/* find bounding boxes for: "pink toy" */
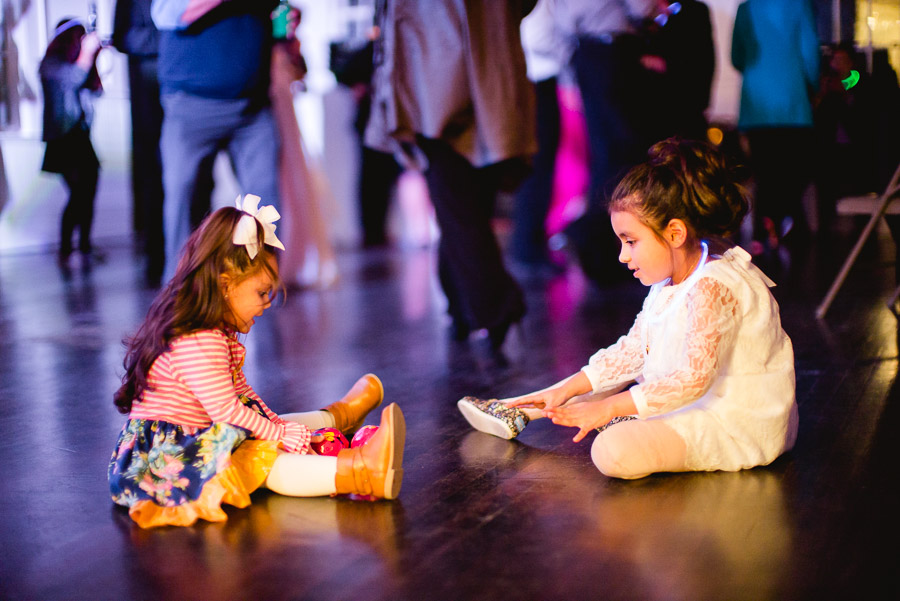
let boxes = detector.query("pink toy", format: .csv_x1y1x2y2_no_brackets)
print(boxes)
350,425,379,448
311,427,349,456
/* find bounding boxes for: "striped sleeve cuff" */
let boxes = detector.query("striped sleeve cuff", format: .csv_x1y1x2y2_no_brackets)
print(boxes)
280,422,312,455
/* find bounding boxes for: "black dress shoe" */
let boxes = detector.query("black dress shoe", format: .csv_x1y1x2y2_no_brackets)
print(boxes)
487,319,516,350
487,304,525,350
79,248,107,264
57,249,73,269
449,319,471,341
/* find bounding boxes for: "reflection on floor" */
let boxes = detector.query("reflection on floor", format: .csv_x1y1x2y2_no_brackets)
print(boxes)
1,231,898,600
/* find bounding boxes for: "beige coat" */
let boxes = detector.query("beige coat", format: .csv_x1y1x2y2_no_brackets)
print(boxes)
365,0,538,169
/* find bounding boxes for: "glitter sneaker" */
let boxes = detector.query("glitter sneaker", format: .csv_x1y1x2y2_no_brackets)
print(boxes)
457,396,530,439
596,415,637,434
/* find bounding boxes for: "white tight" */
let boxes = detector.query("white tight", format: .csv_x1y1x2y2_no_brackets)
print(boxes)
280,410,335,431
263,410,340,497
591,419,688,480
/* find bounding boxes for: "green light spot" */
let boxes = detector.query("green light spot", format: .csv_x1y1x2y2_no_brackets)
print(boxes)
842,70,860,90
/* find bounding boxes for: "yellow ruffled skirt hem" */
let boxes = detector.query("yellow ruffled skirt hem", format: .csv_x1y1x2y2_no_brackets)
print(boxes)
127,440,280,529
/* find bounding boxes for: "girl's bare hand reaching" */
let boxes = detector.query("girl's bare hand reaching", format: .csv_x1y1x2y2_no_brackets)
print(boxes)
504,372,594,412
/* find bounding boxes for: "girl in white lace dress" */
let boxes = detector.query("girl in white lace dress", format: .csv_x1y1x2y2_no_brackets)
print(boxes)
458,138,797,479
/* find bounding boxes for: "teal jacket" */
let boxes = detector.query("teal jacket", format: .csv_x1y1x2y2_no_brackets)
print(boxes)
731,0,820,130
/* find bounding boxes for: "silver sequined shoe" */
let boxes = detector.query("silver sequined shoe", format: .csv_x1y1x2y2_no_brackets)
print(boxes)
596,415,637,434
457,396,530,439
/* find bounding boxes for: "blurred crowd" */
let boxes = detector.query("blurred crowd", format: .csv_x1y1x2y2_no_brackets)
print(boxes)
20,0,900,344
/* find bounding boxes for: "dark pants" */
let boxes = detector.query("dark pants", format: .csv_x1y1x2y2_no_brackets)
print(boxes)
359,146,403,247
417,137,525,332
160,93,280,282
60,160,99,255
745,127,814,241
572,35,646,207
127,57,215,282
565,36,647,285
511,77,559,265
126,56,164,276
43,127,99,255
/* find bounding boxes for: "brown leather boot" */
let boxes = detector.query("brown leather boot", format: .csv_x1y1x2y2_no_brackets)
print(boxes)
335,403,405,499
323,374,384,435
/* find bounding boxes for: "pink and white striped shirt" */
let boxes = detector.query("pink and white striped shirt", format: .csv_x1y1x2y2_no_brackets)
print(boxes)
129,329,310,454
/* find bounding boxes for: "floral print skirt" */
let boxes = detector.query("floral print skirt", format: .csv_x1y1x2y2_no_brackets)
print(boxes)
108,418,279,529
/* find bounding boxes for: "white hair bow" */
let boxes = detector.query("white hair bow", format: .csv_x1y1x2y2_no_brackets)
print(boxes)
233,194,285,259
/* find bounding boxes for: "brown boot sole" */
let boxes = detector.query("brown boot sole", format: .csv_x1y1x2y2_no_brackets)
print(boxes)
381,403,405,499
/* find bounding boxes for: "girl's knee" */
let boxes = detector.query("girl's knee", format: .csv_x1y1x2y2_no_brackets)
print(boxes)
591,433,651,480
591,420,688,479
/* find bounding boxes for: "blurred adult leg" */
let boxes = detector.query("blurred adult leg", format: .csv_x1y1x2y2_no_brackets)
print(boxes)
418,137,525,341
228,105,281,213
566,36,645,284
126,55,165,281
188,153,217,230
572,36,644,209
511,76,560,266
359,146,403,247
746,127,814,246
159,93,229,281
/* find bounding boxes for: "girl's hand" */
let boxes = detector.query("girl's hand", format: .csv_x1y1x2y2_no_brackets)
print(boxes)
306,433,324,455
76,32,102,71
543,400,613,443
504,373,592,411
544,390,637,443
503,388,569,411
81,32,102,56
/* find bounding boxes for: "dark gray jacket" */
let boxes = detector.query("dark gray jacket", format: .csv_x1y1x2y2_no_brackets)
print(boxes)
39,56,96,141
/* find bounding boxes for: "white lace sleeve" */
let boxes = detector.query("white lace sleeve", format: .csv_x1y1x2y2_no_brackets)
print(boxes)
631,277,739,418
581,311,646,394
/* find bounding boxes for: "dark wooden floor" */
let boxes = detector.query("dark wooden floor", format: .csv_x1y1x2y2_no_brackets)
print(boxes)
1,223,899,601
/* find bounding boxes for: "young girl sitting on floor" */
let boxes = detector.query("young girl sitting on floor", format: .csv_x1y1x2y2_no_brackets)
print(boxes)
458,138,797,479
109,195,405,528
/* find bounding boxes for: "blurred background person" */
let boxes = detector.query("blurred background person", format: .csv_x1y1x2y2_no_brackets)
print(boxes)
731,0,819,254
638,0,715,143
151,0,282,281
113,0,166,285
366,0,536,350
330,30,403,249
813,42,876,235
553,0,656,285
1,0,34,133
113,0,216,286
39,17,104,269
270,6,338,290
510,0,564,277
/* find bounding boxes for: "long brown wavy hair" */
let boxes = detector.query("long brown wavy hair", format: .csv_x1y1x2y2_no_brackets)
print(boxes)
114,207,282,414
610,137,749,240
